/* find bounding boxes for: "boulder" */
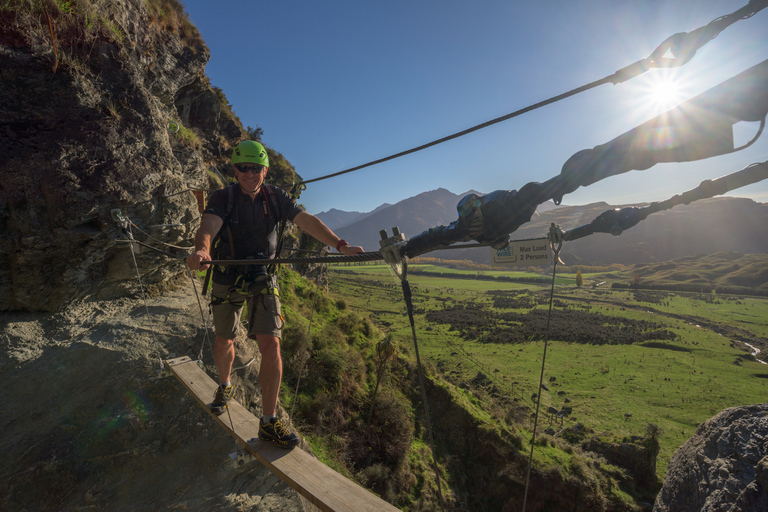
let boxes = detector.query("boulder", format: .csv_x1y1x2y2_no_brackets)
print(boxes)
654,403,768,512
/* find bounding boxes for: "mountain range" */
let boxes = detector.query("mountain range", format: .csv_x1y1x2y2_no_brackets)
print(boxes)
316,189,768,265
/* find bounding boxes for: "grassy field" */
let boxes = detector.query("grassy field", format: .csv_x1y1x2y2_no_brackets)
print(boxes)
326,262,768,481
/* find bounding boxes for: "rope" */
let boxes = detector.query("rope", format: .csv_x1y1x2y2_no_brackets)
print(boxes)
301,77,610,185
398,260,446,509
185,267,215,363
522,224,563,512
128,221,194,251
123,224,168,373
298,0,766,186
202,252,384,266
563,160,768,242
115,239,182,260
117,216,242,454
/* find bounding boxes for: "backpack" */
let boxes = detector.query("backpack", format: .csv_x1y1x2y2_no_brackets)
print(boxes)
202,183,285,295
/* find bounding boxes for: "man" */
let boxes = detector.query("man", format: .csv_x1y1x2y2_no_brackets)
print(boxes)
186,140,364,449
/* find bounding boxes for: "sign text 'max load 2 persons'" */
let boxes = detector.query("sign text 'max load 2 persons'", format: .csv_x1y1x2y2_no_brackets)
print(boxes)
491,238,551,268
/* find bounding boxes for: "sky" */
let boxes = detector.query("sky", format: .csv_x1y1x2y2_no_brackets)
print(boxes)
182,0,768,216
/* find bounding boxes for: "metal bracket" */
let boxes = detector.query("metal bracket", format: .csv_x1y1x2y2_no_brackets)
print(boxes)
229,437,259,469
110,208,130,234
379,227,407,265
157,366,173,379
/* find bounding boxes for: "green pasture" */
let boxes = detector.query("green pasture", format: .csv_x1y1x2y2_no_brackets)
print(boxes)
327,264,768,481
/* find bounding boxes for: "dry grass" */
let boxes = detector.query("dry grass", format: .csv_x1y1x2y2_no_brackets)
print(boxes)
0,0,206,70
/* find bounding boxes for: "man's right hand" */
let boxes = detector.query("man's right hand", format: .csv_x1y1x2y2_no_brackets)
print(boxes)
186,250,211,271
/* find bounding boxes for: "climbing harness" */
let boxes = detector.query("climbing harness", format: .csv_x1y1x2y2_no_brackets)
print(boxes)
522,223,564,512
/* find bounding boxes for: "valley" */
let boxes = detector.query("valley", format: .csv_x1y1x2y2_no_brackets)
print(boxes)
326,254,768,482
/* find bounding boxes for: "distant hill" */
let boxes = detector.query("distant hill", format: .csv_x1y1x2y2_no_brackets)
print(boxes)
630,252,768,293
513,197,768,266
326,191,767,265
328,188,560,252
315,204,391,231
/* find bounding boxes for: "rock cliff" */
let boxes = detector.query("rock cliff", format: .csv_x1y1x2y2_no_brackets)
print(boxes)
654,403,768,512
0,2,309,510
1,0,242,312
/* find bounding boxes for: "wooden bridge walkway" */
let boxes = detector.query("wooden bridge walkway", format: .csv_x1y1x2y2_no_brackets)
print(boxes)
164,356,400,512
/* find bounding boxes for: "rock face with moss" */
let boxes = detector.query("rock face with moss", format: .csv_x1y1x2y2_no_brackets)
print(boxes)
0,0,244,312
654,403,768,512
0,3,309,510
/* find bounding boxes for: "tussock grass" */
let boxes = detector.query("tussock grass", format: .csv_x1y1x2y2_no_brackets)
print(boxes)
328,261,768,485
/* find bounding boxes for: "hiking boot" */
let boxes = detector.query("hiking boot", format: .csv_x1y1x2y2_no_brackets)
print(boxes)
210,384,234,415
259,417,300,449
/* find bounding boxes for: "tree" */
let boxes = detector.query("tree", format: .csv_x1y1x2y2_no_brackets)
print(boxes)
368,336,396,423
632,272,642,288
246,125,263,141
575,269,583,287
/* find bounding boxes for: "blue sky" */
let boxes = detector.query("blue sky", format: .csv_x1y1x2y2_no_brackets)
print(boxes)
182,0,768,216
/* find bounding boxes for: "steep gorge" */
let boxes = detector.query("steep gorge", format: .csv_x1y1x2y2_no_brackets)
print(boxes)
2,2,768,511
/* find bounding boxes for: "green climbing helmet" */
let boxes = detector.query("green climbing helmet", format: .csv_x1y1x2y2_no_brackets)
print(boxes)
232,140,269,167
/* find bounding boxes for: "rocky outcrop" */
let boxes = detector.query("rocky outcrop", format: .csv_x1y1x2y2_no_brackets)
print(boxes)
654,403,768,512
0,276,308,511
0,0,243,312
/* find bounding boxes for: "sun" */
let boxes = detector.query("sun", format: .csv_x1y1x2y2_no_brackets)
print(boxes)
649,79,684,110
624,72,691,122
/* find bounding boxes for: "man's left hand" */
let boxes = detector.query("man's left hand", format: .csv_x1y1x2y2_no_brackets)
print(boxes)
339,244,364,255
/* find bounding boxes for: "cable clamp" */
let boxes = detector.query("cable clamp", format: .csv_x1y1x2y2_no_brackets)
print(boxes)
378,227,406,265
547,223,564,257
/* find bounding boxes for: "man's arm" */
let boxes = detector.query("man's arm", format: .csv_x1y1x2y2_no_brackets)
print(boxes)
292,211,364,255
185,213,224,270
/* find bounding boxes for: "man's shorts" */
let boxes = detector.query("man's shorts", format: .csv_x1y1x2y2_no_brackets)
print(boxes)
210,280,284,339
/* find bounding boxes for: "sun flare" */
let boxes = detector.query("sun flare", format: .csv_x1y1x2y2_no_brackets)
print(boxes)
650,79,684,109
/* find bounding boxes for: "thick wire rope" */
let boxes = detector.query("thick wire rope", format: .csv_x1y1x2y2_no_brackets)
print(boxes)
301,77,610,185
298,0,766,186
185,267,215,363
124,224,170,372
120,219,242,452
522,226,563,512
202,251,384,266
128,221,194,251
399,260,446,509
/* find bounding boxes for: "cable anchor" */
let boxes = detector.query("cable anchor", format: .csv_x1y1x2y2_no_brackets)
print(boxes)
378,227,406,266
547,223,564,262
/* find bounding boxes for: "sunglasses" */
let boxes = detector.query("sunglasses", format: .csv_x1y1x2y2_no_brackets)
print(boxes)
235,164,265,174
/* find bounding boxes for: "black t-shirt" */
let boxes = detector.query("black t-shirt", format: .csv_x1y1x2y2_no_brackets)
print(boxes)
203,183,303,263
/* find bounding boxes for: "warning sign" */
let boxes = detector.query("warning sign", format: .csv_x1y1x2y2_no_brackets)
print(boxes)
491,238,551,267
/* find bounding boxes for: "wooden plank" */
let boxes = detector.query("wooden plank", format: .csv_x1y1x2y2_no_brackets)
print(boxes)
164,356,400,512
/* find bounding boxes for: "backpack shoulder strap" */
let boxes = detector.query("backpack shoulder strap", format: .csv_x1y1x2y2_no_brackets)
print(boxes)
262,184,281,220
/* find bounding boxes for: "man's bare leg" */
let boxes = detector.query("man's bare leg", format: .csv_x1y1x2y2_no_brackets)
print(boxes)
256,334,282,416
214,335,235,385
